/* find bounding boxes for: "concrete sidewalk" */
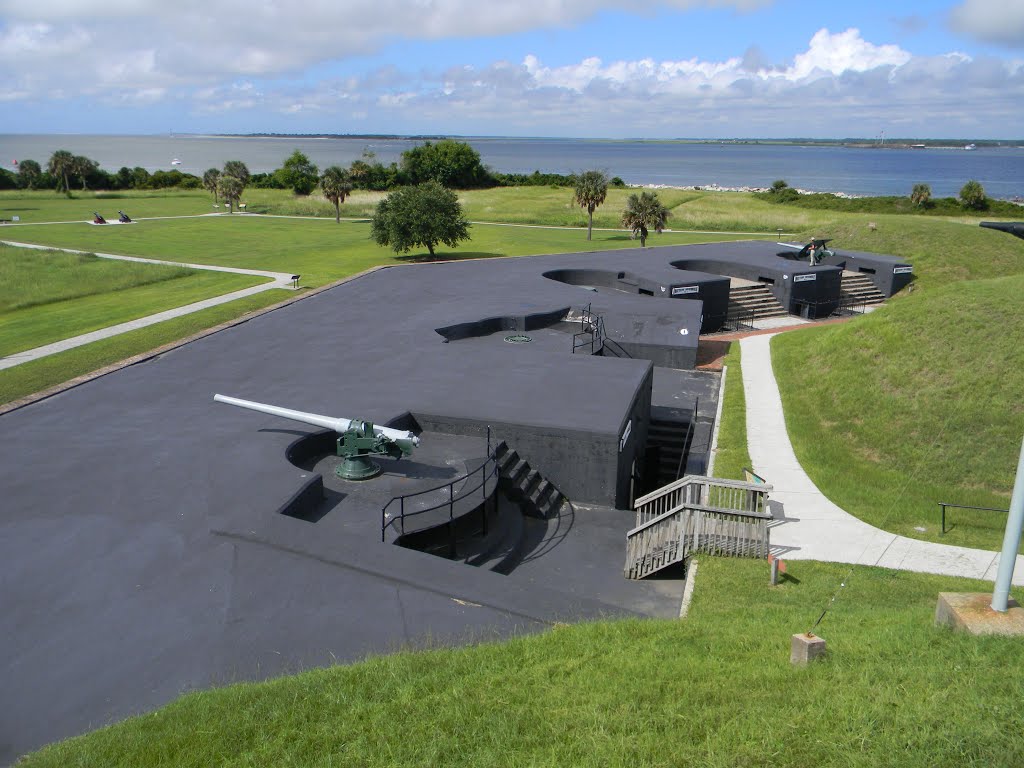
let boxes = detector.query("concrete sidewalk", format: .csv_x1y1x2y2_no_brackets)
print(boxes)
740,332,1024,585
0,240,298,371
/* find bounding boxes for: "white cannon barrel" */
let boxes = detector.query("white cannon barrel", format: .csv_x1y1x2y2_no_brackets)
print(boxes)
214,394,420,446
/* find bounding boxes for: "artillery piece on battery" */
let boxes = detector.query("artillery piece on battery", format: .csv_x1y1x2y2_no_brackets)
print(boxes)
778,237,835,266
214,394,419,481
981,221,1024,240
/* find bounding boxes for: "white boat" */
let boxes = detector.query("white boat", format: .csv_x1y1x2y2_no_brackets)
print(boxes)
964,143,977,151
171,158,182,165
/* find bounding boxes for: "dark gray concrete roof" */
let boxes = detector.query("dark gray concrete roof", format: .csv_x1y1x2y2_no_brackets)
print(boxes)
0,242,753,763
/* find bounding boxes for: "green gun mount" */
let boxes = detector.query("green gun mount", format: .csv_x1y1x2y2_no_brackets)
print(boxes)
214,394,419,481
797,237,834,266
334,418,417,480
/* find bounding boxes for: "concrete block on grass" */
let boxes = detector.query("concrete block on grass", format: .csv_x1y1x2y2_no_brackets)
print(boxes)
935,592,1024,636
791,632,826,665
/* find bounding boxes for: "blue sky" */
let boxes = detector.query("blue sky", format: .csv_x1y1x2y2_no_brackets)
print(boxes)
1,0,1022,137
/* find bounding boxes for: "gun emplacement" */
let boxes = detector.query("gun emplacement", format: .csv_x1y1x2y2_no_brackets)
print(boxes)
214,394,419,480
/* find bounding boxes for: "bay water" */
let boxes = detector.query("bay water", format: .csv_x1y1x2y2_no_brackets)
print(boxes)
1,134,1022,200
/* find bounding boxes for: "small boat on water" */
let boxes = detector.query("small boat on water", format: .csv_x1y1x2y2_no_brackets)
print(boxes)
171,158,182,165
964,143,977,151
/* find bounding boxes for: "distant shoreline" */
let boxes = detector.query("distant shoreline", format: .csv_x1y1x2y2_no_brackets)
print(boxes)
201,133,1023,150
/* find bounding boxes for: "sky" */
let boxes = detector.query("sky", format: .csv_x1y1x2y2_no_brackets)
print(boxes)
1,0,1023,138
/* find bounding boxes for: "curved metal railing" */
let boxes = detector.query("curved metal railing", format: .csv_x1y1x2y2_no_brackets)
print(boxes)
381,428,499,545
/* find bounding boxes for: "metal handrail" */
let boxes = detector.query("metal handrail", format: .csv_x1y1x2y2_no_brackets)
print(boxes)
939,502,1010,534
571,303,604,355
792,295,870,319
381,427,497,544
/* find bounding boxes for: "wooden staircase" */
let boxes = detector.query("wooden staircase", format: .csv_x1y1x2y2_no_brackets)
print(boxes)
727,283,788,323
840,272,886,307
494,442,564,520
625,475,772,579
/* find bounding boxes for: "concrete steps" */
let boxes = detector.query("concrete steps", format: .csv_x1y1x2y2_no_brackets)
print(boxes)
727,283,788,322
646,418,690,488
494,442,565,520
841,272,886,306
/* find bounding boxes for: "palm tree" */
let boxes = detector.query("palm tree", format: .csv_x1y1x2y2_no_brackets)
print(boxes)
574,170,608,241
17,159,42,190
319,166,353,223
203,168,221,203
47,150,75,194
217,174,244,213
621,191,670,247
222,160,250,187
910,183,931,207
71,155,97,190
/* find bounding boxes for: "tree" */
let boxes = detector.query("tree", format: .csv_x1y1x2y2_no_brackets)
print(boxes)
203,168,221,202
959,179,988,210
371,181,471,257
217,173,244,213
319,166,353,223
766,178,799,203
278,150,319,195
71,155,98,190
17,159,42,190
910,183,932,208
621,191,670,247
222,160,250,187
400,139,491,188
574,170,608,241
219,161,249,211
130,166,151,189
47,150,75,194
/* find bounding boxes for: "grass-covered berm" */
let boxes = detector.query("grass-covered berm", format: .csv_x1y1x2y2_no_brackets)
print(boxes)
771,215,1024,552
20,558,1024,767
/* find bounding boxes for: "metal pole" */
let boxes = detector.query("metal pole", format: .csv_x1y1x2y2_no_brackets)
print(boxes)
992,436,1024,612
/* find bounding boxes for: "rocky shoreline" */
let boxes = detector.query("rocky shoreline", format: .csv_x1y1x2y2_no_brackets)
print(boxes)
634,182,864,198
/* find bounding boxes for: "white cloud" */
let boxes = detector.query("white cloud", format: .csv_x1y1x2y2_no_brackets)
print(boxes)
515,29,910,96
788,28,910,79
1,6,1021,137
307,28,1021,137
949,0,1024,48
0,1,771,89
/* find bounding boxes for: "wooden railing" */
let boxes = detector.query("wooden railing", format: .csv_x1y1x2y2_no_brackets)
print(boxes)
633,475,771,527
625,475,772,579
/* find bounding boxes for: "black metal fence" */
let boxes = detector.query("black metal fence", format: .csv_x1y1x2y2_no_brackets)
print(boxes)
381,428,499,555
939,502,1010,534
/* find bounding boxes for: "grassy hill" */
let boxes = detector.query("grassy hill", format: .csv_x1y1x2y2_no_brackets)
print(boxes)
20,558,1024,767
771,215,1024,550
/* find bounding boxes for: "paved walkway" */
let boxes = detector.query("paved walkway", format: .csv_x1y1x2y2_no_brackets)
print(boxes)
740,332,1024,585
0,239,299,372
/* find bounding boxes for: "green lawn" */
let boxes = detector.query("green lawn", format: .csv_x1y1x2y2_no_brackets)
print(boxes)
0,289,291,407
0,245,266,356
773,275,1024,551
0,188,217,222
4,214,754,288
769,212,1024,551
710,342,752,481
21,557,1023,767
